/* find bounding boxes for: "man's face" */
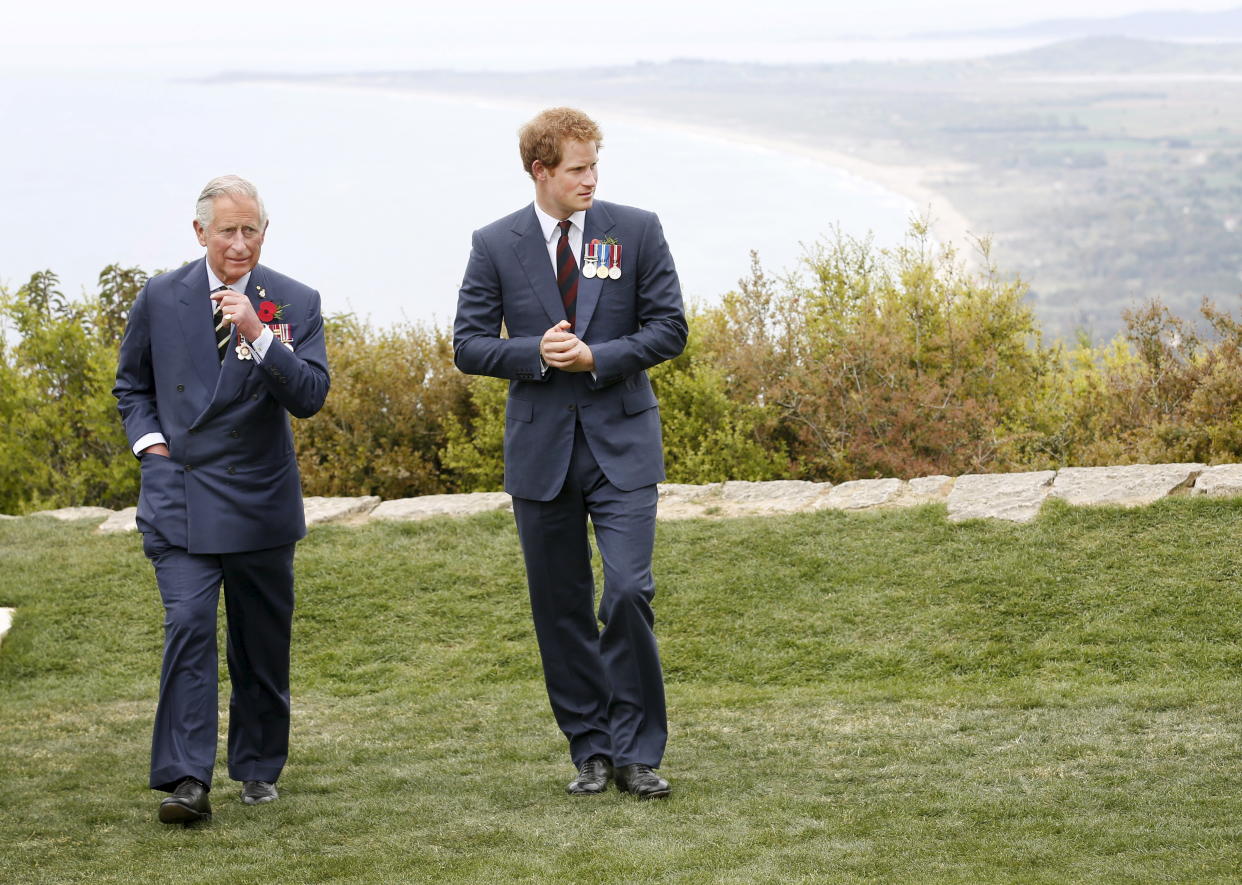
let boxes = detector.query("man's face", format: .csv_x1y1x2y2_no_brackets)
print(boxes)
193,194,267,285
533,139,598,219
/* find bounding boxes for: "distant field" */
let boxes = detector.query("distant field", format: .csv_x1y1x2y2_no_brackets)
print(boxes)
2,500,1240,883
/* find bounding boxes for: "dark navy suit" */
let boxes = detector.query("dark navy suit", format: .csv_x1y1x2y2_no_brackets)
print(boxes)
113,258,329,791
454,200,687,768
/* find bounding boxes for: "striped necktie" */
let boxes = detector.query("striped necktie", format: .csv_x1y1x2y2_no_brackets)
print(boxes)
212,285,230,363
556,220,578,327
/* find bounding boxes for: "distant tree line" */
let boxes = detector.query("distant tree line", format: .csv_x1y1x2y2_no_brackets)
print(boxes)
4,221,1242,514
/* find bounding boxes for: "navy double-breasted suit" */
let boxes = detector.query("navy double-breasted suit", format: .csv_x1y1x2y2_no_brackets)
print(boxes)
454,200,687,768
114,257,329,791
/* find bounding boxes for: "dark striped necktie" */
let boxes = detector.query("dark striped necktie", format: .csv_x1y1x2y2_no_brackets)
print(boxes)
556,219,579,327
212,285,230,363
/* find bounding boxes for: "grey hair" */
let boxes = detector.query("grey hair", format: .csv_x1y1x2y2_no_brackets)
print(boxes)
195,174,268,229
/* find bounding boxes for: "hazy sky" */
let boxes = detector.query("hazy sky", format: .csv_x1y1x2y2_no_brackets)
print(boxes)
3,1,1239,72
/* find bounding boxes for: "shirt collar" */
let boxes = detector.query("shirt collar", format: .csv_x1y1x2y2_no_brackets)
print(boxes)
533,202,585,243
205,259,253,295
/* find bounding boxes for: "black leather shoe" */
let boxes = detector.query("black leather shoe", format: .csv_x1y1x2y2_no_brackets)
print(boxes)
615,764,670,800
242,781,279,805
159,777,211,824
567,755,613,795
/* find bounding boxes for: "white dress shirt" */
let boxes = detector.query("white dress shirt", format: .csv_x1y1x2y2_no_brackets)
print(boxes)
533,203,585,274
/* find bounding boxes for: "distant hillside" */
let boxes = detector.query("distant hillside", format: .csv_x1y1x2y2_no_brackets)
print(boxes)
920,6,1242,41
975,35,1242,74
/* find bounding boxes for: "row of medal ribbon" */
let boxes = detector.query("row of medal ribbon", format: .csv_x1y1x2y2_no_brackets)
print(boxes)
583,239,622,280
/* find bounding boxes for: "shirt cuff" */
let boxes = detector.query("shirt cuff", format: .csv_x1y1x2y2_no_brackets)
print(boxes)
250,326,275,361
133,432,167,457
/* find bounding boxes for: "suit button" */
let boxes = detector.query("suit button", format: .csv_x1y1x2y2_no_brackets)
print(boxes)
227,466,236,475
230,430,240,438
568,404,576,412
176,384,185,392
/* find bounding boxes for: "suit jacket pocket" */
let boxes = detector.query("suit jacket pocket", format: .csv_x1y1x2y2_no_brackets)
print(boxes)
137,454,187,546
622,387,658,415
506,397,534,423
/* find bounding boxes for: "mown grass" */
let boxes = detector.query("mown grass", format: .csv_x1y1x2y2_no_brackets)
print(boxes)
2,499,1240,883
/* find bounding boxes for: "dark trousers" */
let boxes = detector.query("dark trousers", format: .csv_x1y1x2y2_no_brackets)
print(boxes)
143,533,295,791
512,424,668,769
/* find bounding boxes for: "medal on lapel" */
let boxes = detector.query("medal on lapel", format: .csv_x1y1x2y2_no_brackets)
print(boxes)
269,323,295,350
608,243,622,280
596,236,621,279
583,239,599,278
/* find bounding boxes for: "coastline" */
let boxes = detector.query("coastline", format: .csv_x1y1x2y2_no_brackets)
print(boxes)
265,80,978,255
665,124,978,255
582,108,979,255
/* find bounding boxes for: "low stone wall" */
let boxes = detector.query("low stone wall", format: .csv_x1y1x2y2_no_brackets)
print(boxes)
3,463,1239,536
3,463,1239,645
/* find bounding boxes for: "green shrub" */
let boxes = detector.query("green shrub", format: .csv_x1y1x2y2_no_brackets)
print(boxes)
10,225,1242,510
292,315,470,499
0,267,144,513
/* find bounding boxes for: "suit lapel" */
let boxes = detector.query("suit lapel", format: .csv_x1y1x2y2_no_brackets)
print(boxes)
510,205,567,326
176,259,219,393
574,203,614,339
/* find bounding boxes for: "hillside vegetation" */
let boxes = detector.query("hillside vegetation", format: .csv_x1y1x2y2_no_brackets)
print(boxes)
1,501,1240,882
7,223,1242,513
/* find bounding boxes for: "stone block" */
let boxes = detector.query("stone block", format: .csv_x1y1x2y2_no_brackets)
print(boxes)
303,496,381,526
656,483,723,519
28,506,114,523
1050,463,1204,508
97,507,138,534
948,471,1055,523
1192,464,1242,497
657,482,723,501
900,475,955,505
720,480,832,513
370,492,511,521
824,478,905,511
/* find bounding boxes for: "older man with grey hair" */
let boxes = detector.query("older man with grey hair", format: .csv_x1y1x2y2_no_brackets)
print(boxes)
114,174,330,825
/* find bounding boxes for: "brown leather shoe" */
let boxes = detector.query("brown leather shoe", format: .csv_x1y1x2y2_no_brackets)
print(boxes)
159,777,212,824
567,755,613,795
615,764,670,800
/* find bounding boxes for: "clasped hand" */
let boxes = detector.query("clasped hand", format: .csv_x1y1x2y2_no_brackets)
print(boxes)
540,321,594,373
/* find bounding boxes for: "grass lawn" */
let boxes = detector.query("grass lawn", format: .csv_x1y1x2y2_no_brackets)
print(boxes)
1,499,1240,883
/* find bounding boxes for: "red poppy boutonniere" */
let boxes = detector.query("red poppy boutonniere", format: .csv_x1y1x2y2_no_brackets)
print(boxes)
257,300,289,323
254,285,295,350
254,284,289,323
